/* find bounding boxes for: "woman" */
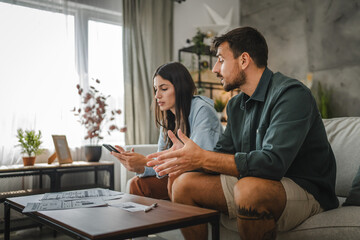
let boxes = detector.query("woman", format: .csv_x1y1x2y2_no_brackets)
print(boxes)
112,62,223,200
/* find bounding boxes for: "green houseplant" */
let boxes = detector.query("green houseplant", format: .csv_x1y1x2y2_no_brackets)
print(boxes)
214,97,227,112
316,82,332,119
16,129,44,166
72,78,125,162
192,29,207,55
214,97,228,122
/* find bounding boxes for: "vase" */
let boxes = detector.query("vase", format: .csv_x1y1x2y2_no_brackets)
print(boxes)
23,156,36,166
85,145,102,162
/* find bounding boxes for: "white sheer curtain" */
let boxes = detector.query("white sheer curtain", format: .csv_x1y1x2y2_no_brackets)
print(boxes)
0,0,123,166
0,2,80,166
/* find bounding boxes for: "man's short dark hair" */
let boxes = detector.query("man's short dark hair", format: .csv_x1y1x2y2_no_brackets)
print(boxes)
212,27,268,68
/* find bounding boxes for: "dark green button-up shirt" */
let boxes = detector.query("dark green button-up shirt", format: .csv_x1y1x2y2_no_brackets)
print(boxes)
214,68,338,210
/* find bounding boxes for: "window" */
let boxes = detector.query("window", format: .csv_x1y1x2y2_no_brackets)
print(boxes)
88,20,124,144
0,1,123,164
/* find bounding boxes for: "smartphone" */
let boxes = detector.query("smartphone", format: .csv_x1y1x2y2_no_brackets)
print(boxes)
102,144,120,153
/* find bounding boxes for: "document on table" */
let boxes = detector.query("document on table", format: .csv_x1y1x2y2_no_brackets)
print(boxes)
23,198,107,213
109,202,149,212
41,188,124,201
22,188,124,213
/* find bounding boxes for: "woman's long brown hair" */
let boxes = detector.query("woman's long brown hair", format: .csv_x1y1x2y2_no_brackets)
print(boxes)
153,62,196,148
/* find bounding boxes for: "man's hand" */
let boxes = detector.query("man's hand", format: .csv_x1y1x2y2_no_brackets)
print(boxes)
111,146,149,174
147,129,205,177
147,130,185,161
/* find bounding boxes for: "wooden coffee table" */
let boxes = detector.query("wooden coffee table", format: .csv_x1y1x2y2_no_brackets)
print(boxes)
4,193,220,240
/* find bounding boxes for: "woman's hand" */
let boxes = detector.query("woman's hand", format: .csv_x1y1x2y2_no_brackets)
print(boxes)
112,146,149,174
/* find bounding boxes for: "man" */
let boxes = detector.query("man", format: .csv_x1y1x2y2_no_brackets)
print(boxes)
148,27,338,240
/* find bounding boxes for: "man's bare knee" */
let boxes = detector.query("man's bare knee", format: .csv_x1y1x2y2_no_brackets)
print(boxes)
172,173,199,204
234,177,286,220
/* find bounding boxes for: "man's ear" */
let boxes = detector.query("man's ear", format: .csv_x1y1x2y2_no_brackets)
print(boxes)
239,52,250,69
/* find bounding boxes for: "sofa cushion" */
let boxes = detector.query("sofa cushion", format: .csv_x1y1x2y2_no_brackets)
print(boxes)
124,144,158,156
323,117,360,197
277,206,360,240
343,165,360,206
220,200,360,240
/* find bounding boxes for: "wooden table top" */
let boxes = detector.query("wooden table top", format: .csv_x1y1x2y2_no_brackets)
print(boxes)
6,192,219,239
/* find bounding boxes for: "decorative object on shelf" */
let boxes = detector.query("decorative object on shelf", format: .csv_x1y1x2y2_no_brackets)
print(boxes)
214,97,228,122
200,60,209,69
72,78,126,162
16,129,44,166
196,3,233,36
51,135,73,164
84,145,103,162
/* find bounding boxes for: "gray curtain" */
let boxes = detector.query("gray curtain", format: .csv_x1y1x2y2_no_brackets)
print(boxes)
122,0,173,144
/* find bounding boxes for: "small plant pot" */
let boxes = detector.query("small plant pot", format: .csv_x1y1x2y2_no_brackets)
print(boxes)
23,156,36,166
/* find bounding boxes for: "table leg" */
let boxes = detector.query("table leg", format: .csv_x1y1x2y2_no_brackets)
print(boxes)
94,168,98,186
4,201,10,240
210,217,220,240
55,172,62,192
109,166,114,190
39,170,43,189
50,172,56,192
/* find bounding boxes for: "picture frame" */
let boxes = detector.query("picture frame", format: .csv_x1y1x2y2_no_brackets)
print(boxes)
52,135,73,164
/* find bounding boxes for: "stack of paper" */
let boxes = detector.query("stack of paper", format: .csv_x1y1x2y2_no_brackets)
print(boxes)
22,188,124,213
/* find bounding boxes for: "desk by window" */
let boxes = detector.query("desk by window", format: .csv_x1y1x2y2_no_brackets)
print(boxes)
0,161,114,201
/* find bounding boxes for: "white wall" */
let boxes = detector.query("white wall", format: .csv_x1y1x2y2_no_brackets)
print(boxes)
173,0,240,61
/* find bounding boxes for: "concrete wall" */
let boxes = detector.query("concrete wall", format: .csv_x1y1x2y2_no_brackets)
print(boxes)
241,0,360,117
173,0,240,60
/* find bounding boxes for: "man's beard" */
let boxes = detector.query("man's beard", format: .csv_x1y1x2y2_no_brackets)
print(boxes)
223,69,246,92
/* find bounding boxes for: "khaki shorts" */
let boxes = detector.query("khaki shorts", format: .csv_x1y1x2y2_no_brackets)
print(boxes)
220,175,323,231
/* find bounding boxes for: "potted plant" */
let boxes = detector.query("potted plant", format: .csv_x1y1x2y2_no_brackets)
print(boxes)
72,78,125,162
192,29,207,55
16,129,44,166
316,82,332,119
214,97,228,122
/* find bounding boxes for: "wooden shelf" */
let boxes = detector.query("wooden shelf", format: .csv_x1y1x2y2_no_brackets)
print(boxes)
0,161,115,235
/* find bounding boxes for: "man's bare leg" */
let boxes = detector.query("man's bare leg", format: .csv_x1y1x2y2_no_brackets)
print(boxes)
234,177,286,240
171,172,228,240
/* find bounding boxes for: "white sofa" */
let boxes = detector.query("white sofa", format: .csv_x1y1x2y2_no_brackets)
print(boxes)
119,117,360,239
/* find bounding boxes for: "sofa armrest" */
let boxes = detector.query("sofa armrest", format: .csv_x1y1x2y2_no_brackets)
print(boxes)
120,144,158,192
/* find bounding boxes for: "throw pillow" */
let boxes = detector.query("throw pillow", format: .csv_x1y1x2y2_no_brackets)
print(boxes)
343,165,360,206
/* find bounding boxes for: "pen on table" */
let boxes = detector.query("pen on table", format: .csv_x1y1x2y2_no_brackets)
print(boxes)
144,203,158,213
